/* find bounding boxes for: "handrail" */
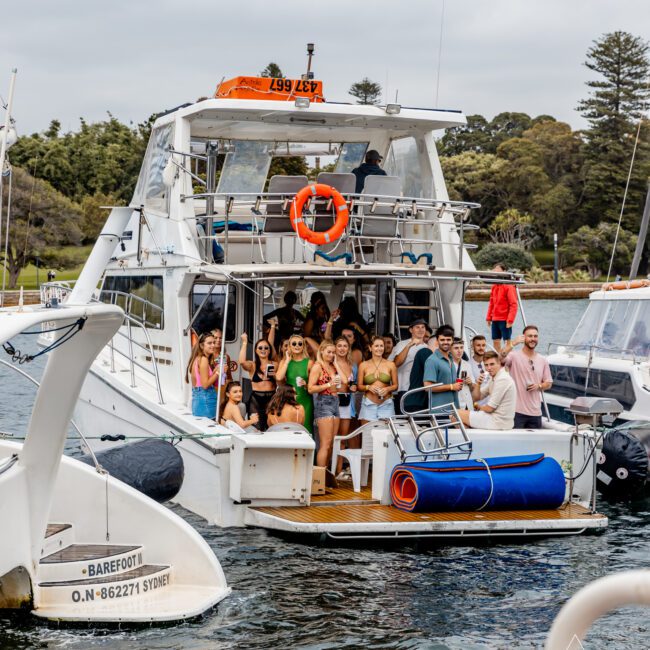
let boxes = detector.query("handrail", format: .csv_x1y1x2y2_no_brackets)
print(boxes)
99,289,164,330
399,382,442,416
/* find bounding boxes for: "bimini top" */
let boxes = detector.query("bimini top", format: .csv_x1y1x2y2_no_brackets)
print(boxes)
160,77,467,141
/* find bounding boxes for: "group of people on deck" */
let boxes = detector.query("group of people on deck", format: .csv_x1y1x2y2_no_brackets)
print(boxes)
185,273,553,474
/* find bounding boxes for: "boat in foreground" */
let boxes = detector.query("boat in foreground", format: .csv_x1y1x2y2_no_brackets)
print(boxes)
0,299,229,622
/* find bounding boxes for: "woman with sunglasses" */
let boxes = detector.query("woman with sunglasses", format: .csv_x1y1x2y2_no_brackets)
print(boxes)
239,323,277,430
276,334,314,433
185,332,219,418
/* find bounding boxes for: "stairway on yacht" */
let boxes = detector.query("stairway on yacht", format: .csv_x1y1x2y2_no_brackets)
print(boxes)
35,523,219,622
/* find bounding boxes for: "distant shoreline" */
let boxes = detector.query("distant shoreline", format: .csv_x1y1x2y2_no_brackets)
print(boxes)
1,282,603,307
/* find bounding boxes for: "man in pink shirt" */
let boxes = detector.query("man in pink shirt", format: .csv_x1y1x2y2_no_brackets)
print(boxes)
502,325,553,429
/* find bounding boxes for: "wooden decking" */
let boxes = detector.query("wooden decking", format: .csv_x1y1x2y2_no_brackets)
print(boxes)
254,502,603,526
310,482,375,505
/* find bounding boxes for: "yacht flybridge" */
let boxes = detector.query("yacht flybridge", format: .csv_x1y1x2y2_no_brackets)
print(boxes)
42,74,610,539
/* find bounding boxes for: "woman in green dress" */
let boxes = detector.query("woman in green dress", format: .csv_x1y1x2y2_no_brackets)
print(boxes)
276,334,314,433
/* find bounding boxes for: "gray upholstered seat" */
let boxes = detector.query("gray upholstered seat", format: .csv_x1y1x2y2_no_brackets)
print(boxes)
312,173,357,233
356,175,402,238
263,175,308,233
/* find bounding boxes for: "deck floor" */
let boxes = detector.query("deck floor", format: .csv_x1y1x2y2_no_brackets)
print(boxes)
310,482,375,504
254,502,604,525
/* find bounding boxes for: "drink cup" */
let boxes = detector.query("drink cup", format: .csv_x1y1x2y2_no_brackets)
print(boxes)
296,376,305,387
334,375,342,388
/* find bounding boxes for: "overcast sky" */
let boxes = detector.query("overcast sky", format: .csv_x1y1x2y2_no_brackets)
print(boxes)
2,0,649,136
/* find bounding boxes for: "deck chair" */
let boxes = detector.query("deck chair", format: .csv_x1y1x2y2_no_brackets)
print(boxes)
330,427,374,492
312,172,356,232
262,175,309,234
352,175,402,262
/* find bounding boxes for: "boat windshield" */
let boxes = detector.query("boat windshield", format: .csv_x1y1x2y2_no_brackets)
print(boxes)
568,299,650,358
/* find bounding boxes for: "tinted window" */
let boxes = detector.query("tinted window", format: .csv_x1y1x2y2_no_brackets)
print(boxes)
100,275,164,329
549,364,636,410
191,284,236,341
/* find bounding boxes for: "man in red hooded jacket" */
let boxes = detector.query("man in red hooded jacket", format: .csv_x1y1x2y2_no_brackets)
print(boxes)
486,263,518,352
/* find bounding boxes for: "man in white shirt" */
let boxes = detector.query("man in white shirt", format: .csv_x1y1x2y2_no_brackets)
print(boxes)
389,318,429,414
457,351,516,430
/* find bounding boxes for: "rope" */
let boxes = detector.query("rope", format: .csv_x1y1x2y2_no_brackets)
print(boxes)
606,117,643,283
2,317,85,363
476,458,494,511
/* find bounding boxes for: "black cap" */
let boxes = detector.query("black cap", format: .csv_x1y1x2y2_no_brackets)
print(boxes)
409,318,427,328
366,149,382,162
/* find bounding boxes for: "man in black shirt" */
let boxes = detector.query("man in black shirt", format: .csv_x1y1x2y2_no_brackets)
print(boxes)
352,149,387,193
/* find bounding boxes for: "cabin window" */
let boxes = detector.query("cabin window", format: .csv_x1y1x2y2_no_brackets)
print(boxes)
334,143,368,173
216,140,272,197
100,275,164,329
549,365,636,411
132,124,174,212
190,284,236,341
385,137,423,197
568,299,643,359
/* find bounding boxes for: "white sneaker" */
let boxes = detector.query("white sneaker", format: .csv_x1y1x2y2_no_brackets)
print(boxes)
336,470,352,482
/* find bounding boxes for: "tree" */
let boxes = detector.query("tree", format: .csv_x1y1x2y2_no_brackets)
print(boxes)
473,243,536,272
260,63,284,78
9,115,150,204
349,78,382,105
440,151,507,227
0,166,83,288
560,222,637,278
437,114,492,156
487,209,536,249
577,31,650,228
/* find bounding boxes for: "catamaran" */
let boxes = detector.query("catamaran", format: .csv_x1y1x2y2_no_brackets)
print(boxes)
40,67,611,540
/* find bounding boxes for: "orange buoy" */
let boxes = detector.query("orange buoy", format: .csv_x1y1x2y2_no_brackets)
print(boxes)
289,184,349,245
601,279,650,291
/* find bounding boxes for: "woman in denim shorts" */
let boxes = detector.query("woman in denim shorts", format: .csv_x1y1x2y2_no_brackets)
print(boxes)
357,337,399,424
308,340,341,468
185,332,218,419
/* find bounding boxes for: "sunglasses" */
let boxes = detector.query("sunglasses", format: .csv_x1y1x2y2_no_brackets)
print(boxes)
291,341,304,347
257,346,270,351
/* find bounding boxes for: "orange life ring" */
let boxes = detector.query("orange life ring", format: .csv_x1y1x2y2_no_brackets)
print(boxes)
602,279,650,291
289,183,349,245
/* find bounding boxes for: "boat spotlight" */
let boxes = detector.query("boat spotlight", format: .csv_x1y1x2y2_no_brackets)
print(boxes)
294,97,310,109
385,104,401,115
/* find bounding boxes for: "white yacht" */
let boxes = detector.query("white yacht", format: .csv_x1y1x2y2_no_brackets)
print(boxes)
0,298,229,622
43,74,609,540
546,281,650,424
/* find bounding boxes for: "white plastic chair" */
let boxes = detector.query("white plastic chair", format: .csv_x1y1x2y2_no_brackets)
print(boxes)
330,426,374,492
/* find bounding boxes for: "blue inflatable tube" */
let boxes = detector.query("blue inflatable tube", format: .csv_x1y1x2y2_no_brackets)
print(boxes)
390,454,566,512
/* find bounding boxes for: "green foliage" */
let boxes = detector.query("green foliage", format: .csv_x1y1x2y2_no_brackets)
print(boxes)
260,63,284,78
349,78,382,105
560,222,637,278
79,192,121,244
10,115,150,204
525,266,552,283
487,209,536,249
568,268,591,282
473,243,536,272
267,156,308,187
440,151,506,226
577,31,650,228
0,166,83,288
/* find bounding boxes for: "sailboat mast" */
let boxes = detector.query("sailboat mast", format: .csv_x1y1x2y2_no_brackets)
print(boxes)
0,68,17,306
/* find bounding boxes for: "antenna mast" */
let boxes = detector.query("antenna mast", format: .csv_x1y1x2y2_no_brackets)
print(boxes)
303,43,315,80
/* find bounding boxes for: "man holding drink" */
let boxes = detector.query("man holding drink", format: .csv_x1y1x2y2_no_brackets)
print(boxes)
501,325,553,429
423,325,461,412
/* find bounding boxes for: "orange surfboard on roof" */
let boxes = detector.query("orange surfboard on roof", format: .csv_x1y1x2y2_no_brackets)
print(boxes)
214,76,325,102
